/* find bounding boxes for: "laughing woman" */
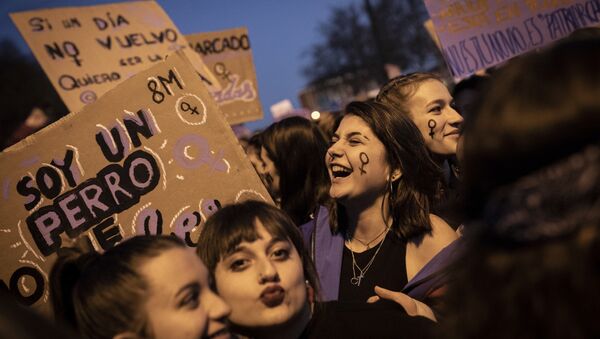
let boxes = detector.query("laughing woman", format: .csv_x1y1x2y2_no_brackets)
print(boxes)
301,101,458,306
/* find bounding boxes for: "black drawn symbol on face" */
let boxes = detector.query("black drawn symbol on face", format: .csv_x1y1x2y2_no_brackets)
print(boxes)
214,62,233,83
359,152,369,175
428,119,437,139
180,101,200,115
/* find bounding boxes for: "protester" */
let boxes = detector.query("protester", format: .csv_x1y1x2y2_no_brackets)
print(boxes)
198,200,437,339
444,35,600,338
376,73,464,228
257,116,330,225
376,72,462,163
451,74,488,122
300,101,458,310
50,235,231,339
244,132,264,174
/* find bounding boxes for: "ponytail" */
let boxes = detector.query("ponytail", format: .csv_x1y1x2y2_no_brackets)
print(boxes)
48,235,183,339
49,247,99,331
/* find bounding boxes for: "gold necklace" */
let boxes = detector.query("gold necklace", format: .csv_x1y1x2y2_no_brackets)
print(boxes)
347,227,390,286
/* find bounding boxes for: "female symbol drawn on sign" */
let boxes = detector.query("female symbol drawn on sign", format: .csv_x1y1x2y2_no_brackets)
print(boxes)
180,101,199,115
175,93,207,126
213,62,233,83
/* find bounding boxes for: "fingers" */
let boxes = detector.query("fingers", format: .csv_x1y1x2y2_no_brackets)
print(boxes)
373,285,396,299
366,295,380,303
373,286,418,316
369,286,437,322
414,299,437,322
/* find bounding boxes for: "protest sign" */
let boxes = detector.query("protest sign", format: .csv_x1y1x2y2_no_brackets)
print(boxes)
10,0,220,113
423,0,600,80
0,50,271,312
424,19,442,50
187,27,263,125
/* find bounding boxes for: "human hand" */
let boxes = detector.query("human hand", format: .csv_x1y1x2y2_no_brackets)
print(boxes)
367,286,437,322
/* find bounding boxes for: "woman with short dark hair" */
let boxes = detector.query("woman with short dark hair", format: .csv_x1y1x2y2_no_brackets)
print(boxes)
197,200,437,339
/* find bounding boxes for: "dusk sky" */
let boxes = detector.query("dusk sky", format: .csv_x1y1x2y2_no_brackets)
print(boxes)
0,0,360,131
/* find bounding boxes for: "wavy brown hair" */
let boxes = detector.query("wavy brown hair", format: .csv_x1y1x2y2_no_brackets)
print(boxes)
329,101,443,240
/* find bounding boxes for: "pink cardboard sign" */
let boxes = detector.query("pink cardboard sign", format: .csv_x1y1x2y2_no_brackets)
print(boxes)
0,50,270,312
187,27,264,125
424,0,600,79
10,1,220,113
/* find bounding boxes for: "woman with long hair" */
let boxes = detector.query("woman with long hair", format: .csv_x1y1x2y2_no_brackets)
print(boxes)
257,116,330,226
377,73,464,228
301,101,458,307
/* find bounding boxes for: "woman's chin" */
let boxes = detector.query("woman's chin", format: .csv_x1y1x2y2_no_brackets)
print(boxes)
329,188,345,200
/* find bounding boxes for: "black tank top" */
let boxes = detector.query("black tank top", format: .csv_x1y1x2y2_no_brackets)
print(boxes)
339,232,408,302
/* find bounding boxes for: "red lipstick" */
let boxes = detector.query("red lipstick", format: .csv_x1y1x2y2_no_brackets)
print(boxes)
260,285,285,307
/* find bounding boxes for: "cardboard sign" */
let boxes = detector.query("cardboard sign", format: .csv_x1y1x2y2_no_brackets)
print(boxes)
187,27,263,125
423,0,600,80
10,0,220,113
0,50,271,312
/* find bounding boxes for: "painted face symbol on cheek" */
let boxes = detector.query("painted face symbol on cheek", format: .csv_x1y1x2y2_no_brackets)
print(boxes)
428,119,437,139
359,152,369,175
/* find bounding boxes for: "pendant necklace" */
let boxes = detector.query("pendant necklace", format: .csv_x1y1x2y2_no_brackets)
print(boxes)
347,227,390,286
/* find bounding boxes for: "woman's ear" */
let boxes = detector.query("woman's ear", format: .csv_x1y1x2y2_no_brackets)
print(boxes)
390,169,402,182
305,280,315,305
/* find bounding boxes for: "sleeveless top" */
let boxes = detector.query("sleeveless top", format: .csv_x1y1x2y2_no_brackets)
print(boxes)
339,232,408,302
301,300,437,338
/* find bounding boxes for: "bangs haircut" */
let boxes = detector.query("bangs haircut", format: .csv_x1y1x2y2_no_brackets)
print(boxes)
200,201,293,273
197,200,320,298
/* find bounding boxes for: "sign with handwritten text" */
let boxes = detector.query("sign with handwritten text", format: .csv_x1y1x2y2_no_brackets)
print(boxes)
0,51,271,312
424,0,600,80
187,27,263,125
10,0,220,113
